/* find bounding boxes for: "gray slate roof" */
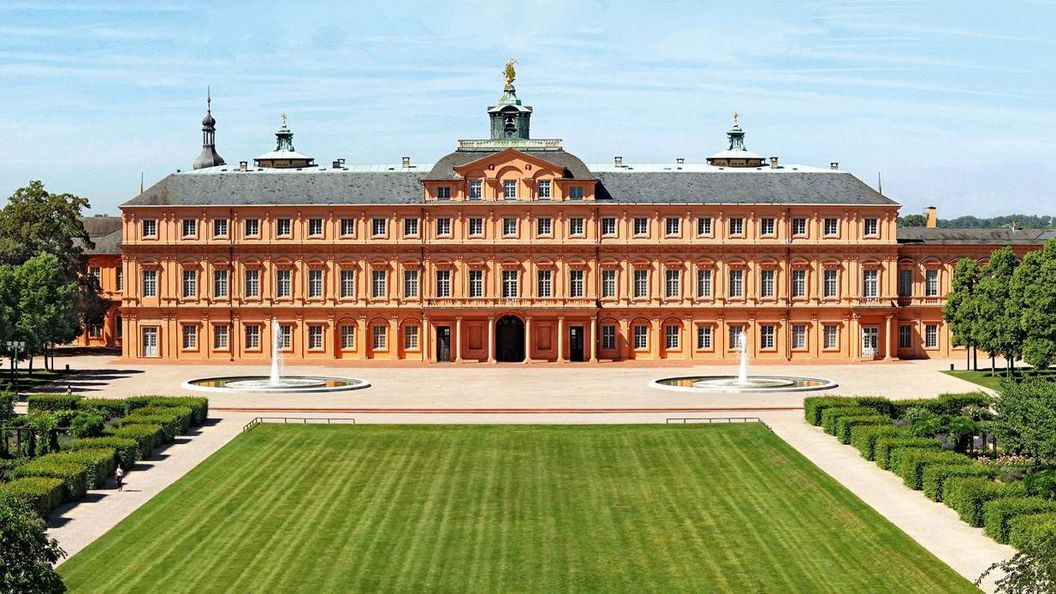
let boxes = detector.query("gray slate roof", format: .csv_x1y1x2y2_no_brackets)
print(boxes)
425,149,593,181
79,216,122,254
897,227,1052,245
593,171,895,205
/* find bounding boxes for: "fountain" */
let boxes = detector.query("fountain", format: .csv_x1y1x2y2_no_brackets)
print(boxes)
650,330,837,393
183,319,370,393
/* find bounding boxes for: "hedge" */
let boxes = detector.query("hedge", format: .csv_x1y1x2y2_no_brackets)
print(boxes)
874,436,941,471
983,497,1056,544
933,392,992,415
0,477,64,517
835,415,890,444
78,398,129,420
134,405,194,434
26,393,82,413
803,397,858,426
128,396,209,426
850,424,901,460
896,449,972,491
121,413,180,443
943,477,1028,527
44,449,116,489
922,463,996,501
853,396,895,417
68,436,139,468
0,390,14,421
1009,513,1056,551
105,423,165,459
821,406,877,435
12,458,88,501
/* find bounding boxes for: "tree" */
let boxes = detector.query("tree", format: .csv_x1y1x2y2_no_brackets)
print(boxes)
974,247,1023,375
990,379,1056,464
1012,239,1056,372
978,522,1056,592
0,494,65,593
0,181,91,274
898,214,927,227
0,254,80,371
944,258,982,370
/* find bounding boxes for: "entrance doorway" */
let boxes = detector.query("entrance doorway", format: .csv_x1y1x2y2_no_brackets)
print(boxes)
142,327,159,358
436,326,452,362
861,326,879,359
569,326,584,362
495,315,525,362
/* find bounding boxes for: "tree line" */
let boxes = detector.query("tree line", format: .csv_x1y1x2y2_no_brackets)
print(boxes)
900,214,1056,229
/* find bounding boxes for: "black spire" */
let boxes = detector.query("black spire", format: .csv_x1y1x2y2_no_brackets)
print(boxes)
193,87,226,170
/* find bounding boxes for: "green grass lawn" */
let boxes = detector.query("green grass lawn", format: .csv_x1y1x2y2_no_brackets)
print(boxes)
944,368,1056,391
59,424,974,593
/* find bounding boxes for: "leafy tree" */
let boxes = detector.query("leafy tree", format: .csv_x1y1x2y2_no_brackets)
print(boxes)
944,258,982,369
979,527,1056,592
897,214,927,227
974,247,1023,375
990,379,1056,464
0,254,80,370
1012,239,1056,371
0,494,65,593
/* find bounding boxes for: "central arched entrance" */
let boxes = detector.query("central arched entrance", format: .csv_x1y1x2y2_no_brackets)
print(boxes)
495,315,525,362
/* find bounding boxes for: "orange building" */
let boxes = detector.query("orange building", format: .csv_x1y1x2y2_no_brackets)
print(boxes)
85,76,1047,363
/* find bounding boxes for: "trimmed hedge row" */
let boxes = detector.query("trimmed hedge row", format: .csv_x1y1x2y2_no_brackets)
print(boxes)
944,478,1028,527
1009,513,1056,551
804,397,859,426
983,497,1056,544
78,398,130,420
26,393,82,412
850,425,901,460
0,477,64,517
875,437,941,471
43,449,116,489
922,463,996,501
896,449,972,491
821,406,877,435
104,423,165,459
127,396,209,426
68,436,139,468
835,415,890,444
803,392,991,427
12,458,88,501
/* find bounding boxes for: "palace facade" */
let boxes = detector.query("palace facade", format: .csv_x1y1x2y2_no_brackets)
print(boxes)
79,78,1048,363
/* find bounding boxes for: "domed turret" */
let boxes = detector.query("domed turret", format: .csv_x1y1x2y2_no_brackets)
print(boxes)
706,112,764,168
193,88,226,170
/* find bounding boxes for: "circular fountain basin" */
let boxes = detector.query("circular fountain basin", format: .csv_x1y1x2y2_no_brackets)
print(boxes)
183,376,370,393
650,375,837,393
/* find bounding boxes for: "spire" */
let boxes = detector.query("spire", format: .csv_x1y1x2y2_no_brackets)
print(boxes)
726,111,747,151
488,59,532,141
193,87,226,170
274,113,295,152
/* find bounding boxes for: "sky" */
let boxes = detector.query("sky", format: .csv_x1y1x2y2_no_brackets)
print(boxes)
0,0,1053,218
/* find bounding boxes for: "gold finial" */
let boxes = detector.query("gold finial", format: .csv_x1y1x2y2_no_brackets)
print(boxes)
280,112,288,127
733,111,739,126
504,58,517,87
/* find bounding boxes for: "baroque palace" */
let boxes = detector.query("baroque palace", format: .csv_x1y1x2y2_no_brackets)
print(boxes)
79,67,1047,364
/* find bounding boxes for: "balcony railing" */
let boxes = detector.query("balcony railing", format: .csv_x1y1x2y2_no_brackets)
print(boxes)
422,297,597,309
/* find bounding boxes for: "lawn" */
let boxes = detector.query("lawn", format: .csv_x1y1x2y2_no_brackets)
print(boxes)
944,368,1056,391
59,424,974,593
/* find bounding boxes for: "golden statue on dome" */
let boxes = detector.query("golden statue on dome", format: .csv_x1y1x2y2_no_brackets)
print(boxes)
504,58,517,87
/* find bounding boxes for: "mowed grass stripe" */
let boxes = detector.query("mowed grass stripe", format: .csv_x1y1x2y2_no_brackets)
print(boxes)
60,424,976,593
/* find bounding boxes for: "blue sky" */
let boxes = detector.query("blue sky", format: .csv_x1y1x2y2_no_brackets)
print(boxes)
0,0,1053,217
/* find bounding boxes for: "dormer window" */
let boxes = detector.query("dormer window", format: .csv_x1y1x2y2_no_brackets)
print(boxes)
537,180,551,200
569,186,584,200
503,180,517,200
469,180,482,200
437,186,451,201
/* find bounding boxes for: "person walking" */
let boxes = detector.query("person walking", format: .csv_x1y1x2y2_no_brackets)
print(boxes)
115,464,125,491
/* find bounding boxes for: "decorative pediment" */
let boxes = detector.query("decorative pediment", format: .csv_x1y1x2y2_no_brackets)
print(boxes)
452,148,566,179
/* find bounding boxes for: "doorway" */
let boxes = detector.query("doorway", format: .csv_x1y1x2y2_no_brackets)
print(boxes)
569,326,584,362
861,326,879,359
436,326,452,362
495,315,525,362
142,327,159,358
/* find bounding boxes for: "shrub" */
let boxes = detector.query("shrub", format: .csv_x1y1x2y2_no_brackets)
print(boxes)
44,449,116,489
835,415,890,444
0,477,64,517
1024,469,1056,500
26,393,82,413
935,392,992,415
803,397,858,426
129,396,209,426
0,390,14,421
923,463,996,501
104,423,164,459
984,497,1056,544
944,477,1028,527
897,449,973,490
68,436,139,468
133,405,194,434
1009,513,1056,551
821,406,876,435
70,411,105,438
854,396,894,417
890,399,934,419
121,413,179,443
12,458,88,501
78,398,129,420
874,436,940,470
850,424,901,460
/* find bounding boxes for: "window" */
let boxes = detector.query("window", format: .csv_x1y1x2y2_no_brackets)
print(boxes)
404,325,419,349
213,325,229,350
436,186,451,200
537,180,551,200
569,270,584,298
569,217,584,236
403,270,418,298
729,326,745,350
116,268,123,291
435,270,450,298
213,270,228,298
824,325,839,349
759,324,775,349
469,179,482,200
213,219,229,237
760,218,775,236
502,270,518,298
697,217,712,236
602,270,616,298
245,270,260,298
182,219,197,237
697,269,713,298
276,325,292,350
602,217,616,236
665,325,680,349
245,324,261,350
863,270,879,298
372,325,387,350
536,217,552,236
569,186,584,200
88,322,102,338
142,219,157,237
728,269,743,298
602,325,616,350
864,218,878,236
899,269,913,297
503,217,518,236
633,325,648,349
341,325,356,349
792,270,807,298
276,270,292,298
469,270,484,298
633,269,648,298
665,269,680,298
925,269,939,297
308,325,324,350
899,325,912,349
729,217,744,235
697,326,712,350
371,270,386,298
824,218,838,236
340,270,355,298
469,217,484,236
182,325,197,350
760,270,775,298
434,217,450,236
792,218,807,236
925,324,938,348
308,269,323,298
245,218,260,237
633,217,648,236
90,266,101,282
404,217,419,236
665,217,680,236
182,270,197,298
503,180,517,200
308,218,323,237
792,325,807,349
340,218,355,236
824,269,838,298
371,218,387,237
276,218,291,237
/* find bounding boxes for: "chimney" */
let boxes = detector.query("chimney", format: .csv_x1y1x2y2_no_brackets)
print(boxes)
676,157,685,166
613,156,623,167
239,161,248,172
830,161,839,170
401,156,411,169
338,158,345,166
769,156,779,169
926,206,937,229
332,160,341,169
